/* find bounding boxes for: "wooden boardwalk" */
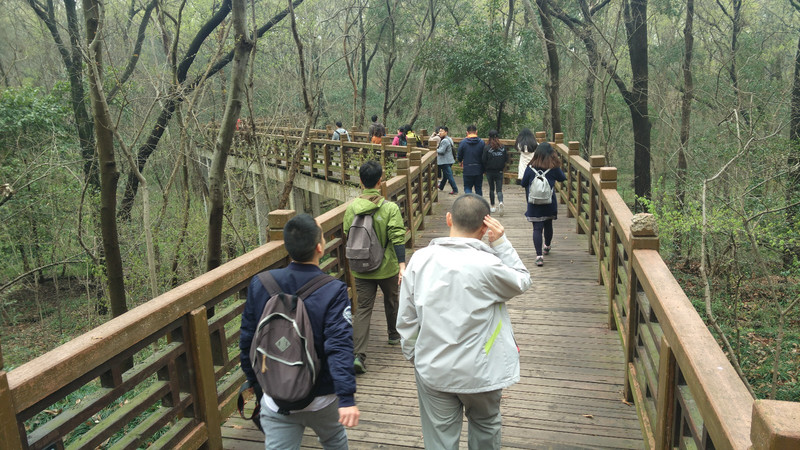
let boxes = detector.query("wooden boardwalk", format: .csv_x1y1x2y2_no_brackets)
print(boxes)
222,184,644,449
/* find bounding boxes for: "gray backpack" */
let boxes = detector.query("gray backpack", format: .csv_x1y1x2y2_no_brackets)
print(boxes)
527,168,553,205
346,204,386,273
250,271,333,414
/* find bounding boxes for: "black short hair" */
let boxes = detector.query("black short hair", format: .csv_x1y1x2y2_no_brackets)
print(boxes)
371,115,378,122
467,124,477,133
336,121,343,128
359,160,383,188
441,126,448,133
451,194,490,233
283,214,322,262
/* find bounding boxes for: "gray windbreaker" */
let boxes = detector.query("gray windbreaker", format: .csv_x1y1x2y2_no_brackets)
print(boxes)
436,136,455,165
397,235,531,393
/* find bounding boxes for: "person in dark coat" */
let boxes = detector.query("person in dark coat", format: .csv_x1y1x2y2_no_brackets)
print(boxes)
521,142,566,267
239,214,360,447
457,124,485,196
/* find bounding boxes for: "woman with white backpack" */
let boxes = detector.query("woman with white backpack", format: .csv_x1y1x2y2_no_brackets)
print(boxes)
521,141,566,267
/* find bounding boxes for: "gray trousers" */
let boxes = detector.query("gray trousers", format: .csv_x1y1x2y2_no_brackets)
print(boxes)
259,400,348,449
353,276,400,359
415,370,503,450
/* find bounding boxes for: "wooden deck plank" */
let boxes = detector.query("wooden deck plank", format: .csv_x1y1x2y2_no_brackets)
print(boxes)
222,184,643,449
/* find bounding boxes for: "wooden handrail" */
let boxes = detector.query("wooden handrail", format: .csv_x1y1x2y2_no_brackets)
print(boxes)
551,139,800,449
0,137,439,449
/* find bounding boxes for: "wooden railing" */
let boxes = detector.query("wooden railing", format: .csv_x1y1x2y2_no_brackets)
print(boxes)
552,137,800,450
0,145,438,449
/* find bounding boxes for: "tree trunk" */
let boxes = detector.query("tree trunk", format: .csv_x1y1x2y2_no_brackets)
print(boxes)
278,0,315,209
537,0,562,138
26,0,98,187
82,0,127,317
625,0,651,203
786,29,800,267
206,0,255,272
677,0,694,209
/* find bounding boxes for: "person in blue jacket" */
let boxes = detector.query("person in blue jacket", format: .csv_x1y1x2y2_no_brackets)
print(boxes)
457,124,486,195
239,213,359,448
521,142,566,267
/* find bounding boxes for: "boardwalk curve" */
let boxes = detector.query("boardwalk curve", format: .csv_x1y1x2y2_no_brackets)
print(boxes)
222,184,643,449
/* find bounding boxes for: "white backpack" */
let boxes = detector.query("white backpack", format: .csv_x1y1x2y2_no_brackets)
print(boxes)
527,168,553,205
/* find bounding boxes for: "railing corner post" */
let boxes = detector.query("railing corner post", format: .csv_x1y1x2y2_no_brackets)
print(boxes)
0,345,25,450
554,133,565,144
267,210,295,242
750,400,800,450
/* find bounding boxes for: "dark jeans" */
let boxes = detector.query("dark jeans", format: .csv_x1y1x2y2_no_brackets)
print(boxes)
485,171,503,206
463,174,483,196
438,164,458,192
532,220,554,256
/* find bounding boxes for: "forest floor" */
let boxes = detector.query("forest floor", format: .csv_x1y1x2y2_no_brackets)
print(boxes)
1,266,798,400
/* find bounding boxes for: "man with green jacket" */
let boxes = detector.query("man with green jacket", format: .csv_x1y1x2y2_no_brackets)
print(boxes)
343,161,407,374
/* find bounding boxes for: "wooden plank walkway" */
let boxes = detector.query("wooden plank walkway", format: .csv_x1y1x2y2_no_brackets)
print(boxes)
222,184,644,449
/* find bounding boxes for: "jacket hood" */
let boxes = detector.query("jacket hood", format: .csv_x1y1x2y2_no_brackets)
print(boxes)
350,189,384,214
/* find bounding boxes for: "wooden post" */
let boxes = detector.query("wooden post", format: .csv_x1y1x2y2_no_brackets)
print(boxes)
267,210,295,242
567,142,580,220
535,131,547,143
607,222,618,330
624,213,659,402
323,143,331,181
0,344,25,450
340,145,347,183
397,158,414,248
410,151,424,231
654,336,677,450
554,132,564,144
188,307,223,449
750,400,800,449
588,155,605,255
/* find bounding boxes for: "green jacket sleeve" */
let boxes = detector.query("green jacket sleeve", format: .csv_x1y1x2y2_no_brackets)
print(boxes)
386,202,406,247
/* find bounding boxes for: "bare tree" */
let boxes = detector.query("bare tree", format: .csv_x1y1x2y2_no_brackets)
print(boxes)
81,0,127,317
206,0,255,271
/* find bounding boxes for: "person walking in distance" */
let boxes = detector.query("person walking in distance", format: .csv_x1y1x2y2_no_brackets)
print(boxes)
239,214,360,449
515,128,537,184
368,115,385,145
482,129,509,216
457,124,485,195
436,126,458,195
397,194,531,449
343,161,407,374
332,121,351,142
521,141,566,267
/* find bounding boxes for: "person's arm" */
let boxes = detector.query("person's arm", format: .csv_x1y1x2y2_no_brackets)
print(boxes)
555,167,567,182
521,166,532,187
346,131,351,142
239,277,264,386
457,142,464,163
482,215,532,299
322,284,357,406
396,260,418,362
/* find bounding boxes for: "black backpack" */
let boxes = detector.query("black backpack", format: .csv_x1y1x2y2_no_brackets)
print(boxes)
249,271,334,414
485,146,508,171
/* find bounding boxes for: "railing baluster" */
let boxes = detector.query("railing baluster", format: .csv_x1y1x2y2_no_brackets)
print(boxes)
187,307,223,449
655,335,677,450
0,344,24,450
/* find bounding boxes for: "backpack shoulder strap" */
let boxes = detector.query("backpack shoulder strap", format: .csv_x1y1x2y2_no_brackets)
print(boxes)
295,273,335,300
256,271,282,296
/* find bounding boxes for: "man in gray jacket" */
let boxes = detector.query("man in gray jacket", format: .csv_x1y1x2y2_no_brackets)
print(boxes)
397,194,531,449
436,126,458,195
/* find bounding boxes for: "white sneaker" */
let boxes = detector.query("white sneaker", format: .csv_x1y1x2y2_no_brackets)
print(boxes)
536,256,544,267
498,202,504,216
490,207,497,213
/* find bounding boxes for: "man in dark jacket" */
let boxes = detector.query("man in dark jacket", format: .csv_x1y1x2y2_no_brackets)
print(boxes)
457,124,485,196
239,214,359,448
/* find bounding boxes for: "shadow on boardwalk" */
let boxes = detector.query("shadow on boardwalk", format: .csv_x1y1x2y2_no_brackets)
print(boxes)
222,184,643,449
